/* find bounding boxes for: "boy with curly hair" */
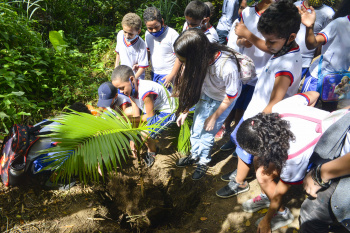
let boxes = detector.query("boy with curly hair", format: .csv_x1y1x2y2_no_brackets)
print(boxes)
115,13,149,80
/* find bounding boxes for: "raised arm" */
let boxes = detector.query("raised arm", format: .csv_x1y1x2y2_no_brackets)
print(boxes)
235,21,272,54
298,6,326,50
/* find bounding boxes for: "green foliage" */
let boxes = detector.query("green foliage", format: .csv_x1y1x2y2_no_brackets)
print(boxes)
49,30,67,53
177,114,193,154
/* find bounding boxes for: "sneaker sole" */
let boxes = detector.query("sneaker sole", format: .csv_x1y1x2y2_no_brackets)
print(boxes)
242,202,270,213
215,185,250,198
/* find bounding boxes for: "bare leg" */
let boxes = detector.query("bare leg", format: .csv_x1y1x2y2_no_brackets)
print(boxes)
235,156,251,187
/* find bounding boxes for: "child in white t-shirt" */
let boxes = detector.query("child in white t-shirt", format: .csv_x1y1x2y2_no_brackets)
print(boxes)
235,91,328,232
97,82,133,117
216,0,302,203
143,7,181,91
299,1,350,111
182,1,219,43
115,13,149,80
294,0,334,78
173,29,242,180
111,65,176,168
222,0,271,139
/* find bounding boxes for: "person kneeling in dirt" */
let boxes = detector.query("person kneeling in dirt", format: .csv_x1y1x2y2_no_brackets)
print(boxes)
97,81,134,117
111,65,176,168
26,102,92,190
233,91,340,232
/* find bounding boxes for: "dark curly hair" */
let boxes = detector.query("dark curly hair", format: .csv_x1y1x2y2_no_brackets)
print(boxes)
236,113,295,171
257,0,300,39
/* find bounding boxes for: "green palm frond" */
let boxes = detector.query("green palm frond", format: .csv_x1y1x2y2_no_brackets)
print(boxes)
39,109,162,183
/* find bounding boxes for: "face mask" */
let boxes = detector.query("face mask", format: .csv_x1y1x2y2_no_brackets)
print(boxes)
188,20,204,30
125,34,138,42
129,79,137,97
150,26,166,37
273,36,296,57
246,0,262,7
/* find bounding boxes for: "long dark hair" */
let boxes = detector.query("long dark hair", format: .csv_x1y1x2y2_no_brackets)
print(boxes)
236,113,295,171
173,29,240,115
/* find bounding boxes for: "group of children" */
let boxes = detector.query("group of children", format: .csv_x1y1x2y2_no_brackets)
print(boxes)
93,0,350,232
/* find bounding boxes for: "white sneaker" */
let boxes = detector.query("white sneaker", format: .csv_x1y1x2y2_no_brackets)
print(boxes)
242,194,270,212
255,207,294,231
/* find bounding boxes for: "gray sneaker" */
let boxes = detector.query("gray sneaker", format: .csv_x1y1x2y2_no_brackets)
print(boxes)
221,169,255,182
255,207,294,231
242,194,270,212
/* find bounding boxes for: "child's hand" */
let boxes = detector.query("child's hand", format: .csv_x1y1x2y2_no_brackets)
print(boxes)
235,21,249,39
237,38,253,48
303,171,321,198
132,64,139,72
298,6,316,27
161,74,174,87
204,114,217,131
176,112,188,127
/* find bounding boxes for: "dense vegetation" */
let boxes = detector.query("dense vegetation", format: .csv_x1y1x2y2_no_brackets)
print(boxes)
0,0,217,136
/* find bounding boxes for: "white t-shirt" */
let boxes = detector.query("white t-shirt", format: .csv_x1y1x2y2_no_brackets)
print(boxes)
202,51,241,102
272,95,350,184
231,7,271,84
113,91,131,108
294,1,334,68
244,46,302,120
129,79,175,114
310,15,350,78
145,26,179,75
204,26,219,43
217,0,240,32
182,22,219,43
115,30,149,79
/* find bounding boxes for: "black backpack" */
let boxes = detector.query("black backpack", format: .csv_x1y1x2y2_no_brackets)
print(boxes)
0,121,52,186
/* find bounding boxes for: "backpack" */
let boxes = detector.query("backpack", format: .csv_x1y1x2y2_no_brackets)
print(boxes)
0,121,52,186
220,50,256,85
316,55,350,102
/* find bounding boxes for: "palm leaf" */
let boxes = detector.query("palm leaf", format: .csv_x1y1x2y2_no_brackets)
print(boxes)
39,109,163,183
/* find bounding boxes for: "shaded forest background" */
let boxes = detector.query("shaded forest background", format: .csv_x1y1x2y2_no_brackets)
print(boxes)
0,0,342,137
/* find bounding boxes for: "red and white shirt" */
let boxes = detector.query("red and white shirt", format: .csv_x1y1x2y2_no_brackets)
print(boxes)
115,30,149,79
309,15,350,78
243,46,302,120
202,51,241,102
295,1,334,68
130,79,175,114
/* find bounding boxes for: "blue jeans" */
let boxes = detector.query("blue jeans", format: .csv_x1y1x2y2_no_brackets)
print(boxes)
190,94,236,165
